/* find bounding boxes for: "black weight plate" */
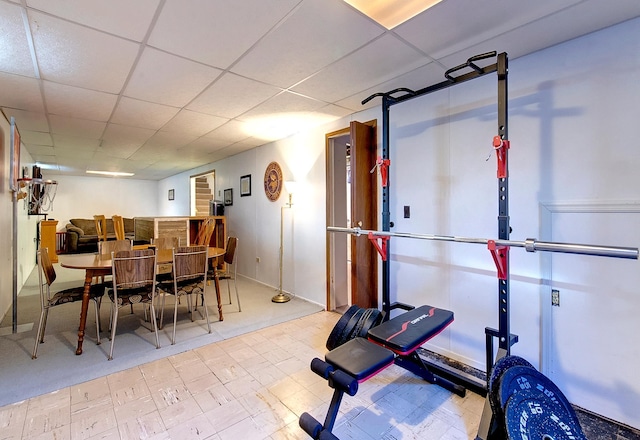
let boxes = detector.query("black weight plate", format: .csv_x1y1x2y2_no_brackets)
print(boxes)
498,365,580,425
335,307,366,349
326,305,361,350
488,355,534,414
505,389,587,440
352,308,373,340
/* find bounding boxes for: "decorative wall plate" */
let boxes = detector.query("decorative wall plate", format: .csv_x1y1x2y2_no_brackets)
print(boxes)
264,161,283,201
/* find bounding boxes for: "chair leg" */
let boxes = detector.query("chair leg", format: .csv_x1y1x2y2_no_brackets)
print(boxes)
108,305,119,361
172,295,179,345
31,308,47,359
93,299,101,345
200,289,211,334
234,278,241,313
149,302,160,350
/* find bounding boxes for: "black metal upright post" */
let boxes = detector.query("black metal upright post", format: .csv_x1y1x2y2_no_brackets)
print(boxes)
496,53,510,353
381,97,392,318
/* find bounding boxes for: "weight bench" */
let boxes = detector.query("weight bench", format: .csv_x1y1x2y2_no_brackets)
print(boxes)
300,305,465,440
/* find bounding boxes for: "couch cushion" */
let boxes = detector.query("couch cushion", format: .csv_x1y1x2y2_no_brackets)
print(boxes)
70,219,97,235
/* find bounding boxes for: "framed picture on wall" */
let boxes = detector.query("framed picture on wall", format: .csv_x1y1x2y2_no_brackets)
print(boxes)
224,188,233,206
168,189,175,200
240,174,251,197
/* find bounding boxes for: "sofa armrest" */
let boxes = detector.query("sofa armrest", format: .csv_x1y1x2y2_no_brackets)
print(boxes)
66,225,85,236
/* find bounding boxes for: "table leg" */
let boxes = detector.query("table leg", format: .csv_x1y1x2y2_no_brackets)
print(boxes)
213,271,223,321
76,269,93,355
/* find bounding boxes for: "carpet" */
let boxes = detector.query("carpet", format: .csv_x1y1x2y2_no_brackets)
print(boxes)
0,263,323,407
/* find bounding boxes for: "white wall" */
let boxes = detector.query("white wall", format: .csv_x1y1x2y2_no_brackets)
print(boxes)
386,17,640,428
46,175,160,228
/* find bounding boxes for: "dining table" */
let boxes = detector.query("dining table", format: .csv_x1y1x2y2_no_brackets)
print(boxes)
58,246,226,355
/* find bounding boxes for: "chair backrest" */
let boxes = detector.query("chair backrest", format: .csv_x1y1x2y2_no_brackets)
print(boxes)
194,218,216,246
94,215,108,241
112,215,125,240
98,239,132,257
172,245,208,284
111,249,157,291
152,236,180,250
37,247,56,287
224,236,238,265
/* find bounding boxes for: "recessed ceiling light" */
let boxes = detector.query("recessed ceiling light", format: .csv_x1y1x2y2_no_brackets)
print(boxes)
86,170,135,177
344,0,442,29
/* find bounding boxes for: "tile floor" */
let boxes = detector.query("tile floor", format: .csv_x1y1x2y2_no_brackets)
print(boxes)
0,311,485,440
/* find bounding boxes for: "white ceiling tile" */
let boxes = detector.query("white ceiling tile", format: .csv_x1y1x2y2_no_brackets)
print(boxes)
0,3,37,77
148,0,300,69
54,146,95,159
52,134,100,150
110,97,179,130
24,144,54,156
393,0,583,59
0,72,45,112
240,91,325,119
124,47,223,107
292,34,431,103
102,123,155,146
44,81,117,121
187,73,282,119
29,11,140,93
48,114,106,138
143,130,198,149
26,0,161,42
231,0,385,88
161,110,228,137
202,120,253,144
185,137,232,153
20,130,53,146
2,108,49,132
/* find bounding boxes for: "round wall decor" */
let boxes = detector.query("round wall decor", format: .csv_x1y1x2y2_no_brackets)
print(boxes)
264,161,283,201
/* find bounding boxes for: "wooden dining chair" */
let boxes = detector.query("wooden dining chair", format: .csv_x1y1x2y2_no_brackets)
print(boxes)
194,218,216,246
107,249,160,360
32,248,105,359
93,215,108,242
157,245,211,345
112,215,125,240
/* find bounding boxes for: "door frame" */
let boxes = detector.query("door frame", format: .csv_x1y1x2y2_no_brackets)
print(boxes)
325,120,378,311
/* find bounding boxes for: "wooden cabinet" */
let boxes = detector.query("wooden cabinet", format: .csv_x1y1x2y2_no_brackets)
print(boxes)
40,220,58,263
134,216,226,267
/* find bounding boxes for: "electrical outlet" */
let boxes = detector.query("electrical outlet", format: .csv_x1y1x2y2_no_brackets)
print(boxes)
551,289,560,306
256,257,260,263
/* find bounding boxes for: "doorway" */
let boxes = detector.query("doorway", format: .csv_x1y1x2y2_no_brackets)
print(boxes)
326,120,378,311
190,171,215,216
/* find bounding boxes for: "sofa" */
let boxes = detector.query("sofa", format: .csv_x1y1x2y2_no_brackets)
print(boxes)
65,217,135,253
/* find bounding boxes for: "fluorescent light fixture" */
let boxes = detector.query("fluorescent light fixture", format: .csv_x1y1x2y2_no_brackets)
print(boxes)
86,170,135,177
344,0,442,29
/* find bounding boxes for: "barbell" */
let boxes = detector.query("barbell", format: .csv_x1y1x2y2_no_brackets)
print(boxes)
327,226,639,260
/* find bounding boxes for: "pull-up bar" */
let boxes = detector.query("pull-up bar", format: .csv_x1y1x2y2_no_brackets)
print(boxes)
327,226,639,260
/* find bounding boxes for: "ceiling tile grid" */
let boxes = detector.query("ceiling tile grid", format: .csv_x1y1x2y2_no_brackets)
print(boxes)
0,0,638,179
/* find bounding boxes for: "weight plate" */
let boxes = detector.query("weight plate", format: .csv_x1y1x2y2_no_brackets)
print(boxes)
505,389,586,440
488,355,534,414
326,305,361,350
498,365,581,429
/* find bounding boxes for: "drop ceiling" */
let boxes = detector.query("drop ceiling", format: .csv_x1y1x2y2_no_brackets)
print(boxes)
1,0,639,180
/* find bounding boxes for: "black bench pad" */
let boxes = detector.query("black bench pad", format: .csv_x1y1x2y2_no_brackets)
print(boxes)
367,306,454,355
325,338,395,382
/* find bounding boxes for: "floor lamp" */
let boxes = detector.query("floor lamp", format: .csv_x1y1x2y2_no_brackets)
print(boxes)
272,181,296,303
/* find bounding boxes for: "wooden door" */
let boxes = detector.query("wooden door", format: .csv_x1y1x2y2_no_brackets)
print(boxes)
349,121,378,308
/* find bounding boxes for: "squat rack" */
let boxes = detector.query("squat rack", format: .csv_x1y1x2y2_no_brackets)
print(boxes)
361,51,514,353
330,51,639,397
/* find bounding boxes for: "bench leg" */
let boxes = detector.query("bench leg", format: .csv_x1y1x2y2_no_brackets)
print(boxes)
395,351,466,397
